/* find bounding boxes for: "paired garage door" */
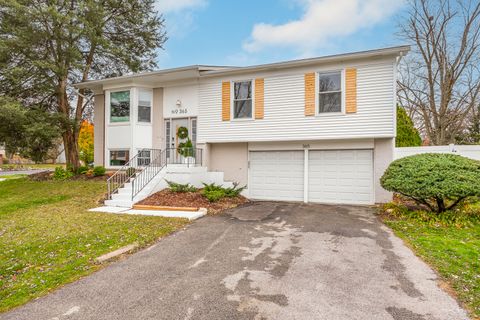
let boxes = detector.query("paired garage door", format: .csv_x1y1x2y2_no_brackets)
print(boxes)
249,150,374,205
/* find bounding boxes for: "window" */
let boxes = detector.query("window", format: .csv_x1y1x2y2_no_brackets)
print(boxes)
110,91,130,122
138,91,152,123
110,150,130,166
318,72,342,113
233,81,252,119
137,149,151,166
191,118,197,146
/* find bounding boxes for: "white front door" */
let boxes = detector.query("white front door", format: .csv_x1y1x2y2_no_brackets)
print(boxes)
249,151,304,201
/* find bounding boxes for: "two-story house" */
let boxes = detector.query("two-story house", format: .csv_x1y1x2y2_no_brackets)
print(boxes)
75,45,410,207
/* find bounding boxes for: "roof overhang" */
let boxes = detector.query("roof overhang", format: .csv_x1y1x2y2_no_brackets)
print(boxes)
74,45,410,92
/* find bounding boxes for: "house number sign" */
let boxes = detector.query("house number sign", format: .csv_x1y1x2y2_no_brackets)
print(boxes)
171,108,188,115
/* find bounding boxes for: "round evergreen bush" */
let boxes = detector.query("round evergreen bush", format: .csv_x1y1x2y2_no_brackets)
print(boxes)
381,153,480,212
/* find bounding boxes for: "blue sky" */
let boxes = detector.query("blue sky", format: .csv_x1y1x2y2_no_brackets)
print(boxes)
155,0,407,68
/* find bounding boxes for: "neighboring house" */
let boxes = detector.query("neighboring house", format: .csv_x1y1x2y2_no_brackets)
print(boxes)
75,45,410,206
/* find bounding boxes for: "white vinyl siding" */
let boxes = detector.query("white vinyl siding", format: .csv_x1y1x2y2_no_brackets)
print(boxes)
249,151,304,201
308,150,374,205
198,61,395,143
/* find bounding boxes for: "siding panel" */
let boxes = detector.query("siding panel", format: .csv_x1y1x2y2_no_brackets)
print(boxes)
198,62,395,143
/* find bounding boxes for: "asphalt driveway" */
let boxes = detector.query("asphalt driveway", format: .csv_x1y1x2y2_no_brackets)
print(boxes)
1,202,469,320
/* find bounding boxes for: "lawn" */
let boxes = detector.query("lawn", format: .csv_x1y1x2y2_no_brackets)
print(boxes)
0,177,189,312
1,163,64,171
382,206,480,318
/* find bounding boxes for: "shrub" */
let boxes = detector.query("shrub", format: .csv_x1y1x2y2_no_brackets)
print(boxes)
201,182,245,202
76,165,89,175
165,180,197,192
92,166,106,177
53,166,73,180
381,153,480,213
203,189,226,202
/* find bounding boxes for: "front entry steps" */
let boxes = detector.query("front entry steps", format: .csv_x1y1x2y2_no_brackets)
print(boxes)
104,165,233,208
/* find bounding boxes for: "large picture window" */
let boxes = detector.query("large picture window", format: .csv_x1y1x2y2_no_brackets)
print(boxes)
233,81,252,119
110,91,130,122
138,91,152,123
318,72,342,113
110,149,130,166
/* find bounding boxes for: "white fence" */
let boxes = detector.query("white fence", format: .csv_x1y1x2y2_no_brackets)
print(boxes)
394,144,480,161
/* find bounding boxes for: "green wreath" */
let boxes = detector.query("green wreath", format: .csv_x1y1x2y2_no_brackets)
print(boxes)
177,126,189,139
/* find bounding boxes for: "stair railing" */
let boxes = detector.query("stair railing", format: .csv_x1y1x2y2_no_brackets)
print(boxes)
106,149,161,200
130,147,203,200
131,149,166,200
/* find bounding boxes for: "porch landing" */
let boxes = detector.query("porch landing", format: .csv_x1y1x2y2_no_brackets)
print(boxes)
88,206,207,220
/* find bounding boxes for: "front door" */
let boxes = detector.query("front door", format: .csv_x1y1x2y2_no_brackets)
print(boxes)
165,118,192,163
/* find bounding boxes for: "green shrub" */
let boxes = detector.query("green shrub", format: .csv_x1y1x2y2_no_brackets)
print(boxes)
223,182,246,197
76,165,89,175
201,182,245,202
165,180,197,192
203,189,226,202
92,166,106,177
381,153,480,213
53,166,73,180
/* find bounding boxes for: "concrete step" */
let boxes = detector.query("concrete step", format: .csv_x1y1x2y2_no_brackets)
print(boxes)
104,199,134,208
112,193,132,201
117,187,132,195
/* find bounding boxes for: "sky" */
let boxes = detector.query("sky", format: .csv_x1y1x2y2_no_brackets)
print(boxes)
155,0,408,69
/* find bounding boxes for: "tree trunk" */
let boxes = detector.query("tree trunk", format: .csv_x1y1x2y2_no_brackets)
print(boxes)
436,198,446,213
63,128,80,170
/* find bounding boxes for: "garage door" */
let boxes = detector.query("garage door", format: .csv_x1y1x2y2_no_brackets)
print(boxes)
308,150,374,205
249,151,304,201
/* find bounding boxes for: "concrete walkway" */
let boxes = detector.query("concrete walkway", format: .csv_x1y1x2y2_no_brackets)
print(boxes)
0,169,47,176
1,202,469,320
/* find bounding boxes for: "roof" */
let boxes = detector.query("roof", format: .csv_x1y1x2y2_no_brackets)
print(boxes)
74,45,410,90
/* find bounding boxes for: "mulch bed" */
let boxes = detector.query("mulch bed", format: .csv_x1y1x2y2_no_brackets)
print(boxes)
137,189,249,215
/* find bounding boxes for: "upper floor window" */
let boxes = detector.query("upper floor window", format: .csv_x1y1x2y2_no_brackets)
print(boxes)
318,72,342,113
110,91,130,122
138,91,152,123
233,81,252,119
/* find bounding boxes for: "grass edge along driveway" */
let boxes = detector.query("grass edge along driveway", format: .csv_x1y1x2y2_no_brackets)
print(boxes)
380,207,480,319
0,178,189,312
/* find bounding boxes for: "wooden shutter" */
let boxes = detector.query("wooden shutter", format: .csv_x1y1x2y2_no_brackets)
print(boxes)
222,81,231,121
345,68,357,113
254,78,264,119
304,72,315,116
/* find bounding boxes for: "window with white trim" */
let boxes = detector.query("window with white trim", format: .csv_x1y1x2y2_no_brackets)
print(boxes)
138,91,152,123
110,149,130,166
137,149,151,166
233,81,252,119
110,91,130,122
318,72,342,113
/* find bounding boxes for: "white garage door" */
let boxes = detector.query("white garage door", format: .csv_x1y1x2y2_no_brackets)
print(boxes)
308,150,374,205
249,151,304,201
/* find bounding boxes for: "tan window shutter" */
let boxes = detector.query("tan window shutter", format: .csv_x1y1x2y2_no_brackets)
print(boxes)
222,81,231,121
254,78,264,119
304,73,315,116
345,68,357,113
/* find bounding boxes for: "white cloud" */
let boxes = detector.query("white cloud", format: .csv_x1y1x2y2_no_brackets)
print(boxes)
243,0,404,54
155,0,207,40
155,0,206,14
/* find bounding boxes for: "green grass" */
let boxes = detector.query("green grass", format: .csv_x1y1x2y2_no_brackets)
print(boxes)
1,163,64,170
382,206,480,318
0,178,189,312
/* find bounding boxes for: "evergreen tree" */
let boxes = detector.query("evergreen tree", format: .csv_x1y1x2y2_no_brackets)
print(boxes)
396,106,422,147
0,0,167,169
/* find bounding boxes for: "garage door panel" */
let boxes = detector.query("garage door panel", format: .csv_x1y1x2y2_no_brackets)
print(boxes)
308,150,373,205
249,151,304,201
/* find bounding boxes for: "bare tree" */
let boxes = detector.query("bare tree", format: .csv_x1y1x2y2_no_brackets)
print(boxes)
398,0,480,145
